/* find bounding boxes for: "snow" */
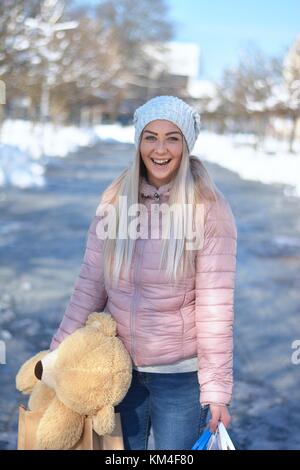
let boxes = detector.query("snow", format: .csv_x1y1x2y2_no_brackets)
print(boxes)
193,132,300,197
1,119,100,159
93,123,134,144
1,119,299,197
0,143,45,189
0,120,99,188
94,124,300,198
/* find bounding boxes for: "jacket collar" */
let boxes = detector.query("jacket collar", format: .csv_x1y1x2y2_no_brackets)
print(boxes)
140,176,174,200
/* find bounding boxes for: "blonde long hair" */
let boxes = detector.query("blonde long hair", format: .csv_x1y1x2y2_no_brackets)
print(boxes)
98,138,220,285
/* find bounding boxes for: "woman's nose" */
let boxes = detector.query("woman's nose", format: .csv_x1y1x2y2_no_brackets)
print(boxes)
155,141,167,152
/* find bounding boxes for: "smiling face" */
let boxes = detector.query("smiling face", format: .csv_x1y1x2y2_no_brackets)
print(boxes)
139,120,184,188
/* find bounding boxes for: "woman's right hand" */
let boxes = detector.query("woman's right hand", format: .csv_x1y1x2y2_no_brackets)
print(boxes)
208,404,231,433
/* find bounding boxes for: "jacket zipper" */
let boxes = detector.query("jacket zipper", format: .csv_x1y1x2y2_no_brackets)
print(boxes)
130,238,145,364
130,195,158,364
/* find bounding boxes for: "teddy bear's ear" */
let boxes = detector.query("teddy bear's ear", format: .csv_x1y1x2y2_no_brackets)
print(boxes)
85,312,117,337
16,350,49,395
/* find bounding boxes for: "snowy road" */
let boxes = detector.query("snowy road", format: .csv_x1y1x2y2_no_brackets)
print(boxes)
0,140,300,449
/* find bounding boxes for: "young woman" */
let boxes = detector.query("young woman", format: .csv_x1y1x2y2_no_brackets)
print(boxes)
49,95,238,450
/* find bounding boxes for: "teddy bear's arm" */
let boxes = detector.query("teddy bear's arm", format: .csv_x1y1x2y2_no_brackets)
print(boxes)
28,381,56,412
36,396,84,450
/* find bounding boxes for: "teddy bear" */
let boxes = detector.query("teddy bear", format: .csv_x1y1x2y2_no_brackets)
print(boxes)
16,312,132,450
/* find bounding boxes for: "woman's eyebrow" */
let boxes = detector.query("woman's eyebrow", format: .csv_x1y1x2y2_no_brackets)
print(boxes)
143,130,181,136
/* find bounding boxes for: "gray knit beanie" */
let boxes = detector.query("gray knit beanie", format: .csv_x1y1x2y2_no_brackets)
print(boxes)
133,95,201,153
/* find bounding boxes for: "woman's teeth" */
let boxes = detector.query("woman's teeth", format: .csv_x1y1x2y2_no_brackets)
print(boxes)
151,158,171,166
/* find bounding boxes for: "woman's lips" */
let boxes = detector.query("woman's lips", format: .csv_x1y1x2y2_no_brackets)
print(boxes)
150,158,171,167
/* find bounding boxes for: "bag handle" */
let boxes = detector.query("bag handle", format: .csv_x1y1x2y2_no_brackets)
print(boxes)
217,422,235,450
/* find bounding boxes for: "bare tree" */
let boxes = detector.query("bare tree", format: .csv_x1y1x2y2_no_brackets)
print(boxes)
0,0,78,122
283,35,300,153
0,1,40,119
94,0,175,115
51,13,124,122
0,0,175,124
217,44,282,148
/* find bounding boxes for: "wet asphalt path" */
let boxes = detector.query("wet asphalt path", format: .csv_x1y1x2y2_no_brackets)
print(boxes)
0,140,300,449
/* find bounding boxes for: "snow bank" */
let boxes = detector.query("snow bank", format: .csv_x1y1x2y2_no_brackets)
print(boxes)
0,119,99,188
0,143,44,188
92,124,300,197
1,119,98,160
194,132,300,197
1,119,299,197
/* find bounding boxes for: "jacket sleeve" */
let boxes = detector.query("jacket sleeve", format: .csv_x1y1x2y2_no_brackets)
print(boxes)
195,195,237,406
49,215,107,351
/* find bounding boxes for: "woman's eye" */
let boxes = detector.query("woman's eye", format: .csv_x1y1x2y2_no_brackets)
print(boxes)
145,136,178,141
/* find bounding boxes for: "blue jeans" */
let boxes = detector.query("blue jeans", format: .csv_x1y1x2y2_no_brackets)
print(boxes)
115,369,209,450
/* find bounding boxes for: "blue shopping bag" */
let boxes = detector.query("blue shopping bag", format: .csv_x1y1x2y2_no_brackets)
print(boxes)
191,428,213,450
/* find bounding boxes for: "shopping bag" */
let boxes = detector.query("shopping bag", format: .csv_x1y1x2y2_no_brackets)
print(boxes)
191,428,213,450
17,405,124,450
216,422,235,450
192,422,235,450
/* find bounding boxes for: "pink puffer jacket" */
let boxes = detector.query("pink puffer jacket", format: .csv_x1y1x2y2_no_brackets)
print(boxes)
50,168,237,406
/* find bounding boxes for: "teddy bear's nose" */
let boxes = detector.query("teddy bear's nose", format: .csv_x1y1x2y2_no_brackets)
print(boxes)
34,360,43,380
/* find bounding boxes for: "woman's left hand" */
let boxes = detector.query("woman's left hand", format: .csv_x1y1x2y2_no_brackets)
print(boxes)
208,404,231,433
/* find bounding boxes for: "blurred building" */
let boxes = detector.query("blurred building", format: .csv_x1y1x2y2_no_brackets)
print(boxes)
117,41,216,123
